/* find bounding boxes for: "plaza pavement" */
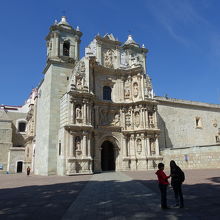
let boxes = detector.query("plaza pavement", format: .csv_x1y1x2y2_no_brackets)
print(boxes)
0,169,220,219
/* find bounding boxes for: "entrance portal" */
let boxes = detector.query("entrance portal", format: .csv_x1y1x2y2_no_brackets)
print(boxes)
101,141,115,171
17,161,23,173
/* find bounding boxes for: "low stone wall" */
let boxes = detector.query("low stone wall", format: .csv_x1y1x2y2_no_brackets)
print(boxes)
161,144,220,169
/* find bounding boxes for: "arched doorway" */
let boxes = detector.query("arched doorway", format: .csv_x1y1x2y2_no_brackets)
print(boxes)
17,161,23,173
101,141,115,171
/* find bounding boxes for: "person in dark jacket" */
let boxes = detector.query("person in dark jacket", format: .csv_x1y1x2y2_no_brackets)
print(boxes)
155,163,170,209
170,160,184,208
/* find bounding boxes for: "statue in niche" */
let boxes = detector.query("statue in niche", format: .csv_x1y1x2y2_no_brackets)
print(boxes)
125,113,131,128
75,105,82,120
104,49,114,68
113,113,120,126
148,113,154,127
137,139,142,154
134,111,140,127
76,77,83,90
75,136,82,155
133,82,139,97
124,87,130,98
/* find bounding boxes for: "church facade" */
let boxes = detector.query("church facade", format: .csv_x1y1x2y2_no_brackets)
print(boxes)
1,17,220,175
34,16,162,176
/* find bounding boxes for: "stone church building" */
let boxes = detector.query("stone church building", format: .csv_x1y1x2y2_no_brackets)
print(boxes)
1,17,220,175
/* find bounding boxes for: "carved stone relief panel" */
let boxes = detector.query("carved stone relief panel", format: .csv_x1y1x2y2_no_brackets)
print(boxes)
148,112,154,128
104,49,114,68
72,61,87,91
99,108,120,126
112,113,120,126
125,111,131,129
124,78,131,99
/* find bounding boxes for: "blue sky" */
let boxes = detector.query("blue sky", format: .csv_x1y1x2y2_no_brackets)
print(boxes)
1,0,220,105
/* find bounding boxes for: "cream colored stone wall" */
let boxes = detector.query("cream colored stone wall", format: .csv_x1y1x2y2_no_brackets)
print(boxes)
162,145,220,169
156,97,220,150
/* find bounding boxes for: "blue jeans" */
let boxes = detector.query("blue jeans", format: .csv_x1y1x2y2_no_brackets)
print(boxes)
159,184,168,208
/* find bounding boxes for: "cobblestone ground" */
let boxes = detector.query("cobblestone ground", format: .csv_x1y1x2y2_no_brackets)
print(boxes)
0,169,220,220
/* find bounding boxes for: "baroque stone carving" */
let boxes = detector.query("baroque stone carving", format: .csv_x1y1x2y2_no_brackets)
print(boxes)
136,139,142,154
134,111,140,127
124,79,131,99
112,113,120,126
75,105,82,123
75,136,82,155
104,49,114,68
133,82,139,97
125,112,131,128
72,61,86,91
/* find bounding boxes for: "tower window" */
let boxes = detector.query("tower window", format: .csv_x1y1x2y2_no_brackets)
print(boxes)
18,122,26,132
63,41,70,56
59,142,61,155
103,86,112,101
195,117,202,128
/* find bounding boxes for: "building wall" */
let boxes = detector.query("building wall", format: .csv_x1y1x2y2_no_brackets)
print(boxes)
0,116,12,173
162,145,220,169
156,97,220,150
35,64,73,175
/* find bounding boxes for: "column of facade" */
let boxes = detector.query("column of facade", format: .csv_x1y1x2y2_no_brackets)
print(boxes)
141,133,145,156
130,76,133,101
142,75,145,99
154,110,158,128
52,33,56,57
70,44,75,58
131,107,134,130
76,41,79,61
140,105,144,128
87,133,91,158
82,134,87,157
145,109,149,128
130,134,135,156
146,137,151,156
138,74,142,99
71,102,75,124
69,133,74,157
122,135,128,157
97,43,102,64
155,136,160,155
55,32,59,57
143,107,146,129
86,102,90,125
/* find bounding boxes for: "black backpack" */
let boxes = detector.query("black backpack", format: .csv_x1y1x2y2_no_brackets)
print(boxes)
179,169,185,182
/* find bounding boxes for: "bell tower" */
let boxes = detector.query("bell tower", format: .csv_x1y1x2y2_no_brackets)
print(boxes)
46,16,82,62
34,17,82,175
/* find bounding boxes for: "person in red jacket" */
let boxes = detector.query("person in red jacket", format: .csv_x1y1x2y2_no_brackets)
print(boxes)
155,163,170,209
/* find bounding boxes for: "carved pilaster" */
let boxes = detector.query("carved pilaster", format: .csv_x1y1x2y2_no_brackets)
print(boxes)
130,134,135,156
155,136,160,155
146,137,150,156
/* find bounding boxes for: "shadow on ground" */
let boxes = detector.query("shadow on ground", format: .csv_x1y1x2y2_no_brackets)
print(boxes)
0,180,89,220
0,173,220,220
